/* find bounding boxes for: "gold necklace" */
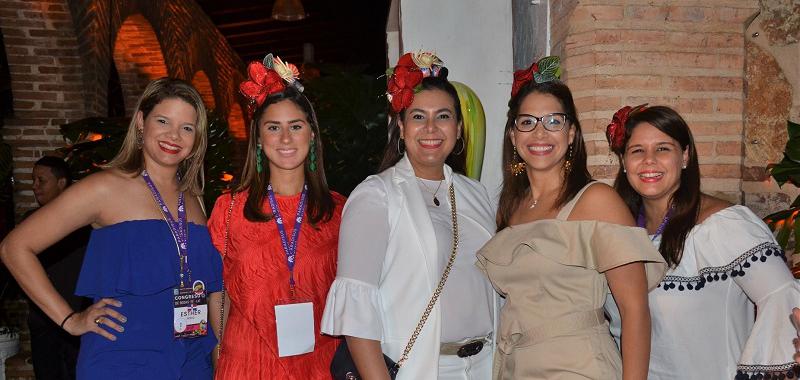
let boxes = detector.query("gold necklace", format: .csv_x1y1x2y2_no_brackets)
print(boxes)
419,179,444,206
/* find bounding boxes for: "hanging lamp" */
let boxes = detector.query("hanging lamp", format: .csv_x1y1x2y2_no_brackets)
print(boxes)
271,0,306,21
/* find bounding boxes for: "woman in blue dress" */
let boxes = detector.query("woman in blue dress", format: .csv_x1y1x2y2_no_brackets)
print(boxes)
0,77,222,379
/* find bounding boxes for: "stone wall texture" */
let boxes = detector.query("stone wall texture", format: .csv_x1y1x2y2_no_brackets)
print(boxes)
741,1,800,218
0,0,247,215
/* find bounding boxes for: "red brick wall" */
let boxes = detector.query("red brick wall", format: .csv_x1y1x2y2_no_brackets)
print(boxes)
1,0,249,216
0,0,86,210
552,0,760,204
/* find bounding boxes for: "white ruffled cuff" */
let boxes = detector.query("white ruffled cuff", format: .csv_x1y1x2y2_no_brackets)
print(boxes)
736,279,800,378
321,277,384,341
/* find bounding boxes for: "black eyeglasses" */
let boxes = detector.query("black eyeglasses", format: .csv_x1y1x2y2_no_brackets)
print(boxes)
514,113,569,132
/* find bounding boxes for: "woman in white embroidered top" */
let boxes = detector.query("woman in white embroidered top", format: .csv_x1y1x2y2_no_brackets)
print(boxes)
604,105,800,379
321,52,497,379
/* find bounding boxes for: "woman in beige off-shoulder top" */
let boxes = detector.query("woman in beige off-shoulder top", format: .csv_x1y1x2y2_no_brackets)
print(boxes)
477,59,666,380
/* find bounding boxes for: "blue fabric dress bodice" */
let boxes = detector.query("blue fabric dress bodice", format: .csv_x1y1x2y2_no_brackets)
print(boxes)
74,220,222,380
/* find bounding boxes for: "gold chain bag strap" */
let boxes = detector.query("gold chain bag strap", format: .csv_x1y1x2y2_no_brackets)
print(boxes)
331,182,459,379
217,193,236,358
395,182,459,368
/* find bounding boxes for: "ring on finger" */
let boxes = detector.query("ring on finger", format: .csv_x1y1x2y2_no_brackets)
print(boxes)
94,317,103,325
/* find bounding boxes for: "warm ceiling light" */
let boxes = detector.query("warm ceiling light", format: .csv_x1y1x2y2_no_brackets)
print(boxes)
272,0,306,21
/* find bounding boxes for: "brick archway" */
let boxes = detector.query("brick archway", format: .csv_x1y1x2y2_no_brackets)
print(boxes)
227,102,246,141
191,70,216,110
112,14,167,115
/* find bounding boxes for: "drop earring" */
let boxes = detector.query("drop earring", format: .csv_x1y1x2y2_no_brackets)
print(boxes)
309,139,317,172
136,129,143,149
563,144,574,175
256,143,264,173
510,146,526,176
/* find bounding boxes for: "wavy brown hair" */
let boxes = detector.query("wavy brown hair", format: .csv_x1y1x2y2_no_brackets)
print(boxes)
612,106,700,267
106,77,208,196
496,80,591,230
234,87,334,225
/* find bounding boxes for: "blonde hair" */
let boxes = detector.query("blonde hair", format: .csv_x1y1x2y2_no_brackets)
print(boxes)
106,77,208,196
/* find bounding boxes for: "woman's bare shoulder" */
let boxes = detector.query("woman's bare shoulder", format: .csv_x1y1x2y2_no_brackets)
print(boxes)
697,194,733,223
570,182,636,226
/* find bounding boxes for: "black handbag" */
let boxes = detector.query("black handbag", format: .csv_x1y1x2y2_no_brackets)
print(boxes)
330,340,399,380
329,184,460,380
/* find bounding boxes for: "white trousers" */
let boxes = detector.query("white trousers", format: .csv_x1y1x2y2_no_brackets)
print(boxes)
438,345,492,380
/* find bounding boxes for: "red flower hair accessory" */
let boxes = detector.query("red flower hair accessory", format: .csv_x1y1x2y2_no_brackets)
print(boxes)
386,51,444,113
239,53,302,115
606,104,648,153
511,56,562,98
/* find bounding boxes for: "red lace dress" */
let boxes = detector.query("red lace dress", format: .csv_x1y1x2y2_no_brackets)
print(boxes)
208,189,345,380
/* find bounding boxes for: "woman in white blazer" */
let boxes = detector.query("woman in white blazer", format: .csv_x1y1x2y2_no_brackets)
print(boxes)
321,52,498,380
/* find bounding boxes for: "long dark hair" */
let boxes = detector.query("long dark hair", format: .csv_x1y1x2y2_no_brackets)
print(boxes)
234,87,334,225
378,72,466,174
496,80,591,230
613,106,700,267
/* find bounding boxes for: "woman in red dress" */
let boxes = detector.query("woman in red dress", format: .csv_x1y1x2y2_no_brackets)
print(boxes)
208,54,344,379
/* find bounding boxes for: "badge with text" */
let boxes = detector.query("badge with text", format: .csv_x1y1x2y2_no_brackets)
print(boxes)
274,298,314,357
173,280,208,338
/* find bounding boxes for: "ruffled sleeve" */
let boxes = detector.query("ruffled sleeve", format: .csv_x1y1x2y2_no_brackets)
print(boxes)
207,192,233,256
320,277,384,340
691,207,800,379
478,220,667,290
321,176,390,341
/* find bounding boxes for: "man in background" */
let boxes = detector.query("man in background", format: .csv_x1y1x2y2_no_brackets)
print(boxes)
26,156,90,380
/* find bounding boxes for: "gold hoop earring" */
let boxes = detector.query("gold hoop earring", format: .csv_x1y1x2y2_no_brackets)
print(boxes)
452,137,465,155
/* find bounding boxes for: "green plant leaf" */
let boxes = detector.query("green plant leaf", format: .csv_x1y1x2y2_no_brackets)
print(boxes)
536,56,561,80
767,155,800,187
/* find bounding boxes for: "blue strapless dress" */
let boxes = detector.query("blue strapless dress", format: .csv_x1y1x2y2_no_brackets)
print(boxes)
74,220,222,380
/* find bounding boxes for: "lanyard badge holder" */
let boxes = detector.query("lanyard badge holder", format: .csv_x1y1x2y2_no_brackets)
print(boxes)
142,170,208,339
268,184,315,357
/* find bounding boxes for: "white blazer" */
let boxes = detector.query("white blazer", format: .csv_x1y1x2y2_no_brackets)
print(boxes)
322,155,499,380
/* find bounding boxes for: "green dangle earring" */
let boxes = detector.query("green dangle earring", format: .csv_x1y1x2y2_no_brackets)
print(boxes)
256,143,264,173
308,139,317,172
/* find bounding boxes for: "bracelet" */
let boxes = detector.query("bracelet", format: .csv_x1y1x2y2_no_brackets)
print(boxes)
60,311,77,330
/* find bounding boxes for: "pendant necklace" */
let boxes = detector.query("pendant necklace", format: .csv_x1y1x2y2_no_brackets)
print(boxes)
420,179,444,206
529,190,540,209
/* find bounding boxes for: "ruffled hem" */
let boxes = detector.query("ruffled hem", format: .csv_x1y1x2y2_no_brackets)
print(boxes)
76,220,223,298
320,277,384,341
656,242,784,291
735,363,800,379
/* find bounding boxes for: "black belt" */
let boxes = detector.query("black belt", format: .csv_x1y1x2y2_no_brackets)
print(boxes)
440,336,489,358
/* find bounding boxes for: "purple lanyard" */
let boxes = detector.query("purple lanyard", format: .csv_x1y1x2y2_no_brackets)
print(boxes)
266,183,307,293
142,170,191,287
637,205,671,241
